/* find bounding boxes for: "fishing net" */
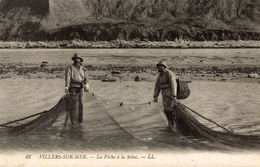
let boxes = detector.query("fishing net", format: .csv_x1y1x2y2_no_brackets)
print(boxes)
175,104,260,148
2,95,69,134
1,92,260,149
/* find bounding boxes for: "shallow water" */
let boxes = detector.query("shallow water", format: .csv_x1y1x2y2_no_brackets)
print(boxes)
0,48,260,66
0,78,259,151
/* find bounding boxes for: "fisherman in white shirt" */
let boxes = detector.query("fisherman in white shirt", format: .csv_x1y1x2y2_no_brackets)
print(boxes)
65,53,89,126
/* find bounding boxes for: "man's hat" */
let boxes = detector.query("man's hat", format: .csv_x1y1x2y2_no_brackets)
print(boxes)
72,53,83,62
156,60,168,68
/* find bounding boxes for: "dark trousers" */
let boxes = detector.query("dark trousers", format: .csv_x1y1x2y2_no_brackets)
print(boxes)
68,87,83,125
162,95,176,126
164,110,175,126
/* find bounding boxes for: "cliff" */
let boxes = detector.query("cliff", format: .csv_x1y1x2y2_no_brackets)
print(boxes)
0,0,260,41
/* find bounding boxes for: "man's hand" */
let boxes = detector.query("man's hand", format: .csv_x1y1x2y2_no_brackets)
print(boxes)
84,83,90,92
172,96,178,103
65,87,69,94
153,97,158,102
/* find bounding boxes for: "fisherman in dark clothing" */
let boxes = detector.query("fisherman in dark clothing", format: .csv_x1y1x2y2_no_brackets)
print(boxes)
153,60,178,131
65,53,89,126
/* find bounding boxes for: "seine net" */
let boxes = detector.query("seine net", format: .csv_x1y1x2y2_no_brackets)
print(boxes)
1,92,260,149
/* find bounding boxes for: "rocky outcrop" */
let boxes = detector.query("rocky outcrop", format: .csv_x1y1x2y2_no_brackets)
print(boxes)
0,0,260,41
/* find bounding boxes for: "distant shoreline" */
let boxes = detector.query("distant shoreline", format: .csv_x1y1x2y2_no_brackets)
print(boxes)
1,40,260,49
1,63,259,83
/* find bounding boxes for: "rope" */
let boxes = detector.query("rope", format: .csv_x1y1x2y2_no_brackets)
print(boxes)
157,101,232,133
87,91,234,134
0,110,48,128
93,94,147,142
0,92,149,128
0,94,68,128
0,91,231,135
92,94,180,148
89,92,152,106
179,103,232,133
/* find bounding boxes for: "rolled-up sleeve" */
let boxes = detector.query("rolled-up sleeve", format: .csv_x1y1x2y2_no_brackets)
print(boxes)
84,72,89,85
65,66,71,88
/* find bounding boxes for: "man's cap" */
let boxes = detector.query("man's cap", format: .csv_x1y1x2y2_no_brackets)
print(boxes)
72,53,83,62
156,60,168,68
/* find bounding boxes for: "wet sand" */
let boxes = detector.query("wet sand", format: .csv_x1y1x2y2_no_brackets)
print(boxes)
1,48,260,84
